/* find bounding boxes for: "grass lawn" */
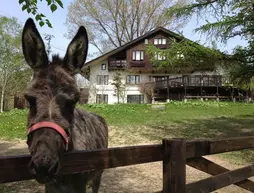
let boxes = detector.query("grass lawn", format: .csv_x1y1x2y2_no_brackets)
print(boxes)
0,101,254,164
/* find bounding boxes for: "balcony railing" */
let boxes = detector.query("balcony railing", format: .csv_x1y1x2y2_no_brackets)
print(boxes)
108,60,127,69
150,75,231,89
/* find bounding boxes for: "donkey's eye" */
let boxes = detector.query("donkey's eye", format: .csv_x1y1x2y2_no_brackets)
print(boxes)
24,94,36,104
56,94,75,108
24,94,37,114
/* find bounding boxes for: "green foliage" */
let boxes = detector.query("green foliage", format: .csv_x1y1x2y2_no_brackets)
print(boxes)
111,72,125,104
165,0,254,90
168,100,231,108
228,60,254,92
18,0,64,28
0,16,32,112
145,38,228,71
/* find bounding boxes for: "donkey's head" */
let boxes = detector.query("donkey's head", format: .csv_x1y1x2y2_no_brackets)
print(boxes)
22,18,88,184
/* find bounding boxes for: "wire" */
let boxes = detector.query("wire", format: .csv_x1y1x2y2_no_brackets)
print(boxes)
51,45,66,52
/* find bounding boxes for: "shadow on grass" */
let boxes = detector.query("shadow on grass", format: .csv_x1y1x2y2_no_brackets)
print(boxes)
147,115,254,164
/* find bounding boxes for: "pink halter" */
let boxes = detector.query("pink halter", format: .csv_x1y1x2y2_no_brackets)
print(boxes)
27,121,69,150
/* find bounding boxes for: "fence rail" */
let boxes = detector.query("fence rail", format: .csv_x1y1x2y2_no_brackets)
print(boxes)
0,136,254,192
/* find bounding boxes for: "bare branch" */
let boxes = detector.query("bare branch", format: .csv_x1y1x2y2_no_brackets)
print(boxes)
66,0,187,54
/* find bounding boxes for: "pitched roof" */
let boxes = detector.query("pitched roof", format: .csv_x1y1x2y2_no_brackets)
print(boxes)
82,27,184,70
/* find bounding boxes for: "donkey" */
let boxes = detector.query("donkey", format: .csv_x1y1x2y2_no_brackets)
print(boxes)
22,18,108,193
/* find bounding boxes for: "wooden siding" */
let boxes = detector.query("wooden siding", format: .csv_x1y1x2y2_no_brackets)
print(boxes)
126,31,172,71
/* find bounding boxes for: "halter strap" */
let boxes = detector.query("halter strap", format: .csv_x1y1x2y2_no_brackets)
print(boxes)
27,121,69,150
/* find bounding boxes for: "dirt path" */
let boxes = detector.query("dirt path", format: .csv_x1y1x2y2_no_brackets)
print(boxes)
0,139,253,193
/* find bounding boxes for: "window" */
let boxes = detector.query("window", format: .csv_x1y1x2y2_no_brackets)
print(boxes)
132,51,144,61
155,52,166,60
144,39,149,44
154,76,167,81
126,75,140,84
177,51,184,59
154,38,166,45
96,94,108,104
97,75,109,85
127,95,144,104
101,63,106,70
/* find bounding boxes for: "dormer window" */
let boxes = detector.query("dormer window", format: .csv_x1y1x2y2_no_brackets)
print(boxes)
101,63,106,70
154,38,166,45
132,50,144,61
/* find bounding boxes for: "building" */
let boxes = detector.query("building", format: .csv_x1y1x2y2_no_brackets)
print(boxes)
81,27,248,104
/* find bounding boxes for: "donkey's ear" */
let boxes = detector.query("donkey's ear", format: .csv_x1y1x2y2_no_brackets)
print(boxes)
22,18,48,70
63,26,88,75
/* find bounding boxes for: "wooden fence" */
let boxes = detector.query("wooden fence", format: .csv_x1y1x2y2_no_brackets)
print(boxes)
0,136,254,192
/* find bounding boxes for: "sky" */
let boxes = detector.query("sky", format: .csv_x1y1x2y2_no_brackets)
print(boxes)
0,0,248,60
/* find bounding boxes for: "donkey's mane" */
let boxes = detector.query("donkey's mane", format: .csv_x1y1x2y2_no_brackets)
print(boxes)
50,54,64,66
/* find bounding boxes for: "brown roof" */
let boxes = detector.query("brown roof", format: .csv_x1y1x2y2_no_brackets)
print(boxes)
82,27,185,70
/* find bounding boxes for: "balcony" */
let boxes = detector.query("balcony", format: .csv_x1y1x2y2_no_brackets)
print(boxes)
129,61,146,67
149,75,231,89
108,60,127,70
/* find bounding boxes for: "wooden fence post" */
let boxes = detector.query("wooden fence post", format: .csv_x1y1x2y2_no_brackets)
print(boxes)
163,138,186,193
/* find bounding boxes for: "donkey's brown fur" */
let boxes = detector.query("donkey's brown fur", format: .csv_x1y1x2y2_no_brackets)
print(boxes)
22,18,108,193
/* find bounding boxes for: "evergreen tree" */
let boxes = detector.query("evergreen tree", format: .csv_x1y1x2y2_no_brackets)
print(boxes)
146,0,254,90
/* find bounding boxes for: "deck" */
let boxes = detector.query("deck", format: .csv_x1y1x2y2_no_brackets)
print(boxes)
149,75,231,89
144,75,248,102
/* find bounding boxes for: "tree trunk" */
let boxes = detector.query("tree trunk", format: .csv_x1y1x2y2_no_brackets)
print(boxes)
0,85,5,113
117,91,120,104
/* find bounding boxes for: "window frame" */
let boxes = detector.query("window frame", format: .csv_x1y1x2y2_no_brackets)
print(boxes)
97,75,109,85
96,94,108,104
127,95,144,104
154,38,167,45
126,75,140,84
101,63,106,70
132,50,144,61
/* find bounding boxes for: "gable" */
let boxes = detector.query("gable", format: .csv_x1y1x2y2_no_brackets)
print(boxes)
82,27,183,69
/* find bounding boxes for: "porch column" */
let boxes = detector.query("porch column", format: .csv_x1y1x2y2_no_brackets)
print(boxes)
249,88,252,102
246,89,250,103
200,76,203,101
184,84,187,102
216,79,219,102
166,76,170,102
232,87,236,102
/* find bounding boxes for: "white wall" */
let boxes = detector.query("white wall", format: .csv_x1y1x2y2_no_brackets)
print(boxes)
88,60,226,104
88,61,148,104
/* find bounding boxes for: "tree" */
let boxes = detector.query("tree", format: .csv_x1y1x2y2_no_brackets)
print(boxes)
139,83,155,103
66,0,188,55
0,16,32,112
43,33,55,55
146,37,227,72
111,72,125,104
146,0,254,90
18,0,64,28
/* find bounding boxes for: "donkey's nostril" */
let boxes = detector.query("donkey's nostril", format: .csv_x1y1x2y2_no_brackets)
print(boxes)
48,162,59,175
28,161,38,175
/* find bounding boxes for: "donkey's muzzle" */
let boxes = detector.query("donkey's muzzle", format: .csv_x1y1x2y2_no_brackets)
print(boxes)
28,158,60,184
